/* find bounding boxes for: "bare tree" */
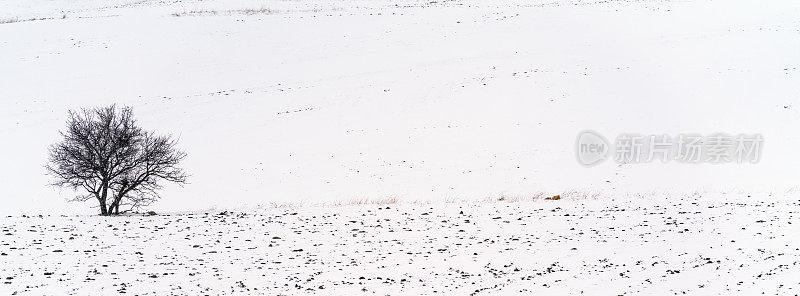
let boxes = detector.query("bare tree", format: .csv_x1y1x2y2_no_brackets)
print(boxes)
46,105,187,215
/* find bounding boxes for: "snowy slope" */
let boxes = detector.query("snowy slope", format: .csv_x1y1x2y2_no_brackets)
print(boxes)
1,0,800,214
2,1,800,295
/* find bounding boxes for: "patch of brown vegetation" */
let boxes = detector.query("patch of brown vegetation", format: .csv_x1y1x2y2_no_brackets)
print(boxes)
171,8,278,17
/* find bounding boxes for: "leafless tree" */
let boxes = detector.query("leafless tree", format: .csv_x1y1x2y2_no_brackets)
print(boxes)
46,105,187,215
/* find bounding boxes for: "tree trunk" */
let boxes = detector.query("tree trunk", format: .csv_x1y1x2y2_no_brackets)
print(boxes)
99,180,109,216
99,199,108,216
107,200,116,216
107,195,122,216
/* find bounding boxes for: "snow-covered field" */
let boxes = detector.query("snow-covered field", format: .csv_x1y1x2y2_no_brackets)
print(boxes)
2,0,800,294
2,195,799,295
2,0,800,214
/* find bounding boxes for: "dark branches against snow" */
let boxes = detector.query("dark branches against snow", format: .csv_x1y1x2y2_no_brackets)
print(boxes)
46,105,187,215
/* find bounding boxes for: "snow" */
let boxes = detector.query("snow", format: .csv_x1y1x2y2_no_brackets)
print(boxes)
1,0,799,214
1,0,800,294
2,195,799,295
